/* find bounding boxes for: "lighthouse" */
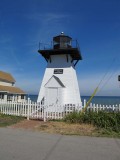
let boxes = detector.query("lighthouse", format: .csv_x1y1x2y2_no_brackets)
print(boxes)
37,32,82,106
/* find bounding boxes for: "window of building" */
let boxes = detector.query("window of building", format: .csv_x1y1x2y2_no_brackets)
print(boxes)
0,93,4,99
7,94,13,101
21,95,24,99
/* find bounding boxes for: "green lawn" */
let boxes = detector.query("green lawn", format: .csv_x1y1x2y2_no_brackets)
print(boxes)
0,113,25,127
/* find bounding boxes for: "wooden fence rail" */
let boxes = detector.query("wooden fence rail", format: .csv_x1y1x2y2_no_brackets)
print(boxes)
0,99,120,121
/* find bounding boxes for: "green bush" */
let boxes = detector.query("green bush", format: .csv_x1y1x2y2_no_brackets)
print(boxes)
64,111,120,132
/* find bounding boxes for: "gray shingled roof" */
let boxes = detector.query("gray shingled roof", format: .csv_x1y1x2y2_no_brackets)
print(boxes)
0,71,16,83
0,85,25,94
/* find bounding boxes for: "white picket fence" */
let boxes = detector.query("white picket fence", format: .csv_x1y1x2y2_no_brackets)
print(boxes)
0,98,120,121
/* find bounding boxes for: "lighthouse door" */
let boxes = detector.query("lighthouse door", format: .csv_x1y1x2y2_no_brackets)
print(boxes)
44,75,65,106
46,87,58,106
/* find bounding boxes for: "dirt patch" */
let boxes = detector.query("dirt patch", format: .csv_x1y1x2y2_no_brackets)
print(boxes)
10,119,41,130
37,121,95,136
10,119,96,136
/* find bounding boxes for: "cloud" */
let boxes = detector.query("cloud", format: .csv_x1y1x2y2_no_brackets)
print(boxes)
25,12,69,37
23,12,69,52
26,13,68,24
15,77,42,95
78,71,120,96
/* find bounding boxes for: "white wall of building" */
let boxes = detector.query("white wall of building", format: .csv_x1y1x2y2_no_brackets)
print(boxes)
0,81,13,86
37,54,81,105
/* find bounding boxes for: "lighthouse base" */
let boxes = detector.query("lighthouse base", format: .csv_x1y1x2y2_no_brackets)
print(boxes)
37,55,81,106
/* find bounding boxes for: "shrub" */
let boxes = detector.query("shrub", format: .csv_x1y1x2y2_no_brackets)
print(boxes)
64,111,120,132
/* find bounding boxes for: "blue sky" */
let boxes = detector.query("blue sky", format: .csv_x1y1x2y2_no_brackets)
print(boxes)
0,0,120,96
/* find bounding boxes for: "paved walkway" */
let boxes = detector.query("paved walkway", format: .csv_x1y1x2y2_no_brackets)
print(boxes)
0,127,120,160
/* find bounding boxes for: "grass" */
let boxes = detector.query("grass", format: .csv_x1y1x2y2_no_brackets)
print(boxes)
0,111,120,138
62,111,120,138
37,121,96,136
0,113,25,127
64,111,120,130
93,128,120,138
36,121,120,138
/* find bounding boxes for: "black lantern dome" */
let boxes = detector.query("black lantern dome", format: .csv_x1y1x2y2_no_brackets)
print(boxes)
53,32,72,49
38,33,82,64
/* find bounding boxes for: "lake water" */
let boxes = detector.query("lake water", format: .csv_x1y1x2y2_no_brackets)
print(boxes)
28,95,120,105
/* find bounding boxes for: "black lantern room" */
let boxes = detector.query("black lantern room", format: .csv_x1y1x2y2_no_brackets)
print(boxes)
53,32,72,49
118,75,120,81
38,32,82,66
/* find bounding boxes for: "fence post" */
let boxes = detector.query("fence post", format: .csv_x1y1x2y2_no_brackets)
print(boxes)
43,106,46,122
83,99,86,109
96,104,98,113
27,98,30,120
112,105,115,111
93,104,95,112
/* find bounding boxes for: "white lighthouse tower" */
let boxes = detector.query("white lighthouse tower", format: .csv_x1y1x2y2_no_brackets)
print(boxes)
37,33,82,106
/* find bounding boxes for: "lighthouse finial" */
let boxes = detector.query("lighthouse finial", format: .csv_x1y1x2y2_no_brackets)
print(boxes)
61,32,64,35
